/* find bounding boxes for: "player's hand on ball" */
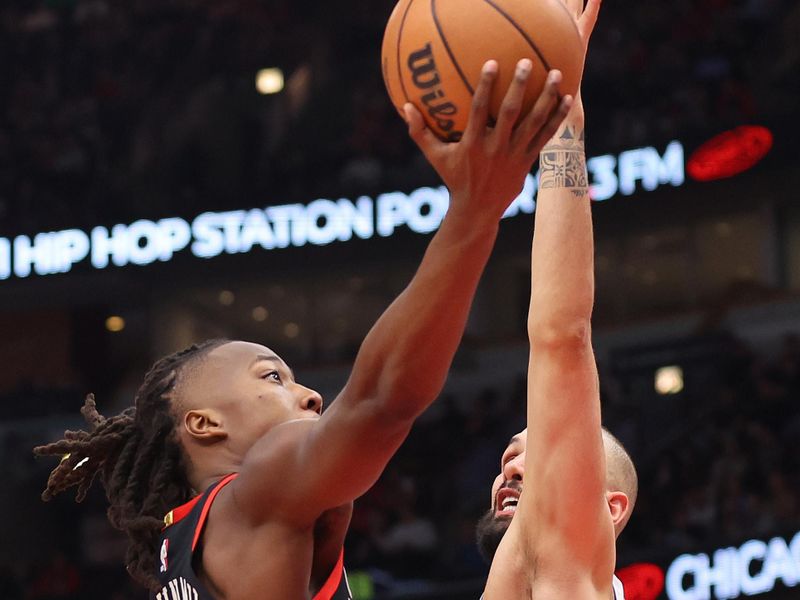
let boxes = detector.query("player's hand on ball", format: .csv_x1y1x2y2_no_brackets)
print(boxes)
403,60,572,222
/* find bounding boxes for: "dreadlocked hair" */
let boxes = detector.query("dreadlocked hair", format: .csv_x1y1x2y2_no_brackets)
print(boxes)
33,338,229,591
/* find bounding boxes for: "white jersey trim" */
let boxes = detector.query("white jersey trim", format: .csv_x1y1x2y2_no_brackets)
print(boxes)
612,574,626,600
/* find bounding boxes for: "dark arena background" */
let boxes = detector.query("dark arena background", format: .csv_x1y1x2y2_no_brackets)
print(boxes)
1,1,799,599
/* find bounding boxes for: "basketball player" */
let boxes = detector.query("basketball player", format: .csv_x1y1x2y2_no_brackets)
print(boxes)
473,0,639,598
34,62,575,598
477,427,638,599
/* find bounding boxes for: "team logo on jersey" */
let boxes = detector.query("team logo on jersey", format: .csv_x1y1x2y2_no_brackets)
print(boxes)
160,538,169,573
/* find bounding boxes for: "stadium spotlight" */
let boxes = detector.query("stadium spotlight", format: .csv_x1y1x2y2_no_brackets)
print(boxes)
256,68,284,95
105,315,126,333
654,365,684,395
252,306,269,322
218,290,235,306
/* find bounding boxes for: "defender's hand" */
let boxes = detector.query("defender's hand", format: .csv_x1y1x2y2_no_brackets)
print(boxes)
559,0,601,115
403,60,572,223
565,0,601,55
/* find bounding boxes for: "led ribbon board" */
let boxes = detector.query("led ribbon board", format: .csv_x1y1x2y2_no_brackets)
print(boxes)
666,531,800,600
0,142,685,281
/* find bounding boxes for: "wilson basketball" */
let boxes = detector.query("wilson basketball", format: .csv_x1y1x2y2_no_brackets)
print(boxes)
382,0,584,141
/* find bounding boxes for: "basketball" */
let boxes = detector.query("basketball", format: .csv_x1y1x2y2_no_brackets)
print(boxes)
381,0,584,141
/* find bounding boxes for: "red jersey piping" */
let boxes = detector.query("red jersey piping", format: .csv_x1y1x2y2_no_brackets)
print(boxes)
164,472,345,599
312,550,345,600
162,473,238,533
163,494,203,530
191,473,239,552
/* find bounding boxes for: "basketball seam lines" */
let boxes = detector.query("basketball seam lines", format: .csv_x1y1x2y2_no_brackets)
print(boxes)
430,0,475,96
480,0,552,72
396,0,417,107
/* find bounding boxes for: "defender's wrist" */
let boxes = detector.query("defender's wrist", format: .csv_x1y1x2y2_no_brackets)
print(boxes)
543,110,585,153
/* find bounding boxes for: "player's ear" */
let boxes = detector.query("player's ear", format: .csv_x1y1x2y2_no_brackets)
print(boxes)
184,409,227,442
606,490,629,532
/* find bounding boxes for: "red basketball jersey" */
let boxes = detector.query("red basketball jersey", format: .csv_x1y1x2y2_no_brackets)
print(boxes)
152,474,352,600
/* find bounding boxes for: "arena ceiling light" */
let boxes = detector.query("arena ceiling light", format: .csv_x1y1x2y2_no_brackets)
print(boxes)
654,365,683,395
105,315,126,333
218,290,235,306
252,306,269,322
256,68,284,95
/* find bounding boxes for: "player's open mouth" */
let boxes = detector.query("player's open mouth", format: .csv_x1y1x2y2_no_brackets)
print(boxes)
495,488,520,517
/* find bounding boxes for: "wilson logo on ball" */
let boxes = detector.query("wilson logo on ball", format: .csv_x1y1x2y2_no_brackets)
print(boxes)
381,0,583,143
407,43,462,141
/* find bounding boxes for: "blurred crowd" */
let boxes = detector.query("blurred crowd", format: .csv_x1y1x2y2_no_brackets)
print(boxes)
346,333,800,592
2,0,800,598
1,0,798,234
1,331,798,598
618,334,800,560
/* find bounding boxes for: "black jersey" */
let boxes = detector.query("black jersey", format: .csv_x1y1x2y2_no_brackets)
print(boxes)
151,473,352,600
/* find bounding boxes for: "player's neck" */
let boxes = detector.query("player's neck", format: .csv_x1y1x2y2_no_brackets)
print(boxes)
189,458,240,494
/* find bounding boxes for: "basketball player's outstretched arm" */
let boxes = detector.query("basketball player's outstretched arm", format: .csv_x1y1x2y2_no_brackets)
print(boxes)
236,65,573,525
483,0,616,597
523,95,614,588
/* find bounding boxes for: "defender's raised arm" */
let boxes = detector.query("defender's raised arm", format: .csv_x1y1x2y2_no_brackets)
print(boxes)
482,1,628,599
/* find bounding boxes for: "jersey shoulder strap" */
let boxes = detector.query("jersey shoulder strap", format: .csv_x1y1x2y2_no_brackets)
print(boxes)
152,474,239,600
312,549,353,600
158,473,352,600
162,472,239,551
612,574,626,600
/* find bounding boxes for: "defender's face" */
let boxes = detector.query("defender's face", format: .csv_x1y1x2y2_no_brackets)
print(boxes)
490,429,527,519
476,429,528,561
478,428,628,561
180,341,323,456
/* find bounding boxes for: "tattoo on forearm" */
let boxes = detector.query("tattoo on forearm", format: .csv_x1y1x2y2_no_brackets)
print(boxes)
540,125,588,198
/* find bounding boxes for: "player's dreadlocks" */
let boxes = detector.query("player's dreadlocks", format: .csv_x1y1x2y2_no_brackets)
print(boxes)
33,339,229,591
